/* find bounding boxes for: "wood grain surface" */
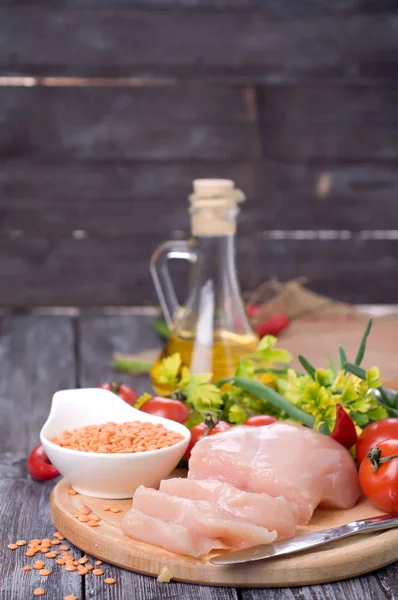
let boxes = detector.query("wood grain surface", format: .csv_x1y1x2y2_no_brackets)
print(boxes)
0,4,397,307
0,313,397,599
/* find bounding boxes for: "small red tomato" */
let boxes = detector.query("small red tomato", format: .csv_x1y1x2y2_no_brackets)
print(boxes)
245,303,262,319
27,444,60,482
140,397,190,424
255,314,289,338
243,415,277,427
98,382,138,407
184,420,231,461
359,439,398,512
356,418,398,464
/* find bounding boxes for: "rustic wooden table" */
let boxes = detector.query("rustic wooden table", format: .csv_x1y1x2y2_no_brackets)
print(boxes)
1,313,396,600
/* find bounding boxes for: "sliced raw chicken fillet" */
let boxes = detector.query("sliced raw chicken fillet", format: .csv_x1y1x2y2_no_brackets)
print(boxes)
121,508,228,557
160,478,299,539
131,485,277,553
188,422,360,524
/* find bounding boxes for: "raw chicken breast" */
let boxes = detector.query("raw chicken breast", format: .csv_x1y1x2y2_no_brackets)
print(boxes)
160,478,298,539
188,422,360,524
121,508,228,557
132,485,277,553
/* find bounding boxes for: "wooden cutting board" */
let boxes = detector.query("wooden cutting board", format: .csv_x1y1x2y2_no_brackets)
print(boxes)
50,478,398,588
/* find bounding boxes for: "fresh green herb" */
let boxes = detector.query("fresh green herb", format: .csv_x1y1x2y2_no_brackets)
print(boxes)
111,358,153,373
354,318,372,366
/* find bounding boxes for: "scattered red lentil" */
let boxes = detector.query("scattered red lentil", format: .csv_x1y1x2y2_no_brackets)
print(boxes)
88,514,100,521
110,507,121,514
51,421,183,453
104,578,116,585
16,540,27,546
64,596,77,600
65,565,76,572
86,564,93,572
59,545,70,551
39,569,51,576
56,559,65,566
78,515,90,523
68,489,78,496
23,566,32,572
102,506,111,512
80,507,90,516
8,543,18,550
33,588,45,597
50,539,61,546
94,560,102,566
93,569,104,576
87,521,99,527
53,532,65,540
34,561,45,570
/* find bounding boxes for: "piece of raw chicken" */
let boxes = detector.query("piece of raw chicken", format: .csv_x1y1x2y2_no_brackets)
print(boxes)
188,422,360,524
121,486,277,557
159,478,298,539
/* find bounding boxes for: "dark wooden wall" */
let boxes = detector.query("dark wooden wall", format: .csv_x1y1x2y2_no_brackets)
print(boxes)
1,1,398,307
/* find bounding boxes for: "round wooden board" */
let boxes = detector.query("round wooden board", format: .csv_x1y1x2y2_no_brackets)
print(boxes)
50,478,398,588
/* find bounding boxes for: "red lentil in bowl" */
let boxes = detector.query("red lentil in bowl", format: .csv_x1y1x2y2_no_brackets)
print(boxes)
51,421,184,454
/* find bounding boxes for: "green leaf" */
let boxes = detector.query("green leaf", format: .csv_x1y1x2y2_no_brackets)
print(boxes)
366,366,382,389
135,393,152,409
228,404,248,425
257,335,277,351
235,358,255,379
188,373,212,386
314,369,334,387
338,346,347,370
298,355,316,379
355,318,372,366
231,377,315,428
152,319,170,340
111,358,153,373
158,353,181,385
328,356,337,377
256,336,292,364
317,422,331,435
185,382,223,412
350,411,370,427
345,362,394,407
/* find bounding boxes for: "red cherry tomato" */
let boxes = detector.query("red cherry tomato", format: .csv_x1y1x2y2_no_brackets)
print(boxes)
245,303,262,319
27,444,60,481
184,420,231,461
359,439,398,512
243,415,277,426
140,397,190,424
255,314,289,338
356,418,398,464
98,382,138,407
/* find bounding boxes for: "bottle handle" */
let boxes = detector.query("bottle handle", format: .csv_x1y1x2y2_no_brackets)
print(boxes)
150,240,197,328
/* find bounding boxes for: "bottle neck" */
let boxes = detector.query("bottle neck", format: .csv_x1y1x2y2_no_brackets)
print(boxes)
180,233,255,340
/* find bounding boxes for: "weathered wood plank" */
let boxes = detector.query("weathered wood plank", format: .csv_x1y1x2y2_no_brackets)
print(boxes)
79,314,160,395
0,86,258,161
0,315,81,600
0,10,397,80
1,236,398,306
0,316,75,454
78,313,238,600
2,161,398,238
257,85,398,161
2,0,398,13
241,572,389,600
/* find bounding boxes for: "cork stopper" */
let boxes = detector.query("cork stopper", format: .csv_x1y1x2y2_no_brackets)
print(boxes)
189,179,245,236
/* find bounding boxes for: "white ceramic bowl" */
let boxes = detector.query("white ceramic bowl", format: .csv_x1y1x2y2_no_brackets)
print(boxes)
40,388,190,499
